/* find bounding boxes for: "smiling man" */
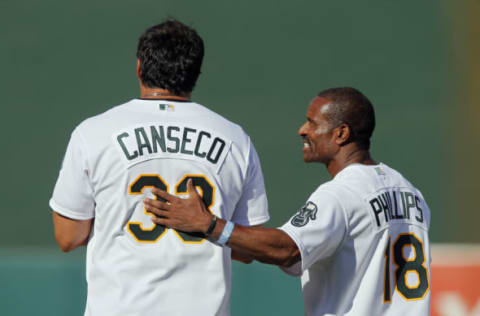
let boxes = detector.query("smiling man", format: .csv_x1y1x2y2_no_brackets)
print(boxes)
145,87,432,316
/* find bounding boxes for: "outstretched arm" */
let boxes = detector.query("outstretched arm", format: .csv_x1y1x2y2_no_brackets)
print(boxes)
144,180,300,267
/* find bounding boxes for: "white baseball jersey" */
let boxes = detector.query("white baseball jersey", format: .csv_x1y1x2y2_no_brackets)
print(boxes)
280,163,430,316
49,98,269,316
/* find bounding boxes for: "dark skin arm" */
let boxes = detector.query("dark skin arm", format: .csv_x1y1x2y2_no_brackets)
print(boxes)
231,250,254,264
230,228,266,264
144,180,301,267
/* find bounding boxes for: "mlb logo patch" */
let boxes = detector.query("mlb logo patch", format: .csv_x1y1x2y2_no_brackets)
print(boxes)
159,103,175,111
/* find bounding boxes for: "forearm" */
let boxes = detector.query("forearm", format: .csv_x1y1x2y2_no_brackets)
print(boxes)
54,228,89,252
145,184,301,267
231,249,253,264
52,212,92,252
210,219,300,267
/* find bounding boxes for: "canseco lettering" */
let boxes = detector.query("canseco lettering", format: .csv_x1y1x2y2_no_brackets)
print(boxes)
116,125,226,164
369,190,424,227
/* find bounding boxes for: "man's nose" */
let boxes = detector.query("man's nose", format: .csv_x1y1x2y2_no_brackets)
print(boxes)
298,123,307,136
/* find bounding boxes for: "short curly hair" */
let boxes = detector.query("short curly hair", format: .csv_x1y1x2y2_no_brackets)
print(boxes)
136,20,204,96
318,87,376,150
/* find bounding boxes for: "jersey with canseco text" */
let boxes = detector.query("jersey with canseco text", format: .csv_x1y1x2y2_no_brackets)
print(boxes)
280,163,430,316
49,99,270,316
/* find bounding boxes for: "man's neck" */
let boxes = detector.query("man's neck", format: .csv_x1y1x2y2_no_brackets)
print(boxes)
327,145,377,177
139,87,191,101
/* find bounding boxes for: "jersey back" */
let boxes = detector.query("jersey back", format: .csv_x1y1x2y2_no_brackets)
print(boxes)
50,99,270,316
280,163,430,316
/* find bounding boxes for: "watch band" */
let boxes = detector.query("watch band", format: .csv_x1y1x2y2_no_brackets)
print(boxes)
205,215,217,236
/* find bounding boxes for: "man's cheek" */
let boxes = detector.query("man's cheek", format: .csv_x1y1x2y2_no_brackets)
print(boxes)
314,126,329,135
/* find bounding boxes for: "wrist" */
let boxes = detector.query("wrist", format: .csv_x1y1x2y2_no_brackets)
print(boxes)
217,221,235,245
209,218,226,241
205,214,217,236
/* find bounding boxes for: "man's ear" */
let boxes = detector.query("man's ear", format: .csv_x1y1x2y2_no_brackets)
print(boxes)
136,59,141,79
335,123,351,146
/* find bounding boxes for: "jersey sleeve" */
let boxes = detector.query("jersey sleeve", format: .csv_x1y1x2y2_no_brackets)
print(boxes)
49,127,95,220
279,189,347,274
230,140,269,226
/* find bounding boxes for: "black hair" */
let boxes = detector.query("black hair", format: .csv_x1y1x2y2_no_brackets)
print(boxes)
318,87,376,149
136,19,204,96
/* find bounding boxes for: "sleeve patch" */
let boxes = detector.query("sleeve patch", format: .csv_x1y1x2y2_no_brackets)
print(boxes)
291,201,318,227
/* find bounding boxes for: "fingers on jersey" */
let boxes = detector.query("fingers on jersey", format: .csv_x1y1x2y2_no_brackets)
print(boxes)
143,199,170,227
144,198,171,214
150,187,178,203
151,214,169,226
186,178,199,196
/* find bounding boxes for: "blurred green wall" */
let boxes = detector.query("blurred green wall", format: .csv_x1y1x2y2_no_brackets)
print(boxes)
1,0,476,315
0,248,303,315
453,0,480,242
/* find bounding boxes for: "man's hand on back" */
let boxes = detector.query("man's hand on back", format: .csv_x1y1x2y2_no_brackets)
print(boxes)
144,179,212,234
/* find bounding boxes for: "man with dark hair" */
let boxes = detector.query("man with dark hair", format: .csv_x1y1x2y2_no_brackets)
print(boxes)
316,87,375,150
136,20,204,96
50,19,269,316
146,87,432,315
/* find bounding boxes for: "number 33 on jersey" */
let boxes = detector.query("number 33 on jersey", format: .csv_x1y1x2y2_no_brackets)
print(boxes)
126,174,213,244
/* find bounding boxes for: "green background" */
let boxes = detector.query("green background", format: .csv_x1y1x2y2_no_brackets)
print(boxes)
1,0,477,315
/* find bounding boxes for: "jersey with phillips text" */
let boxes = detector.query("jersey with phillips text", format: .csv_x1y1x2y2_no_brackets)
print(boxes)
280,163,430,316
